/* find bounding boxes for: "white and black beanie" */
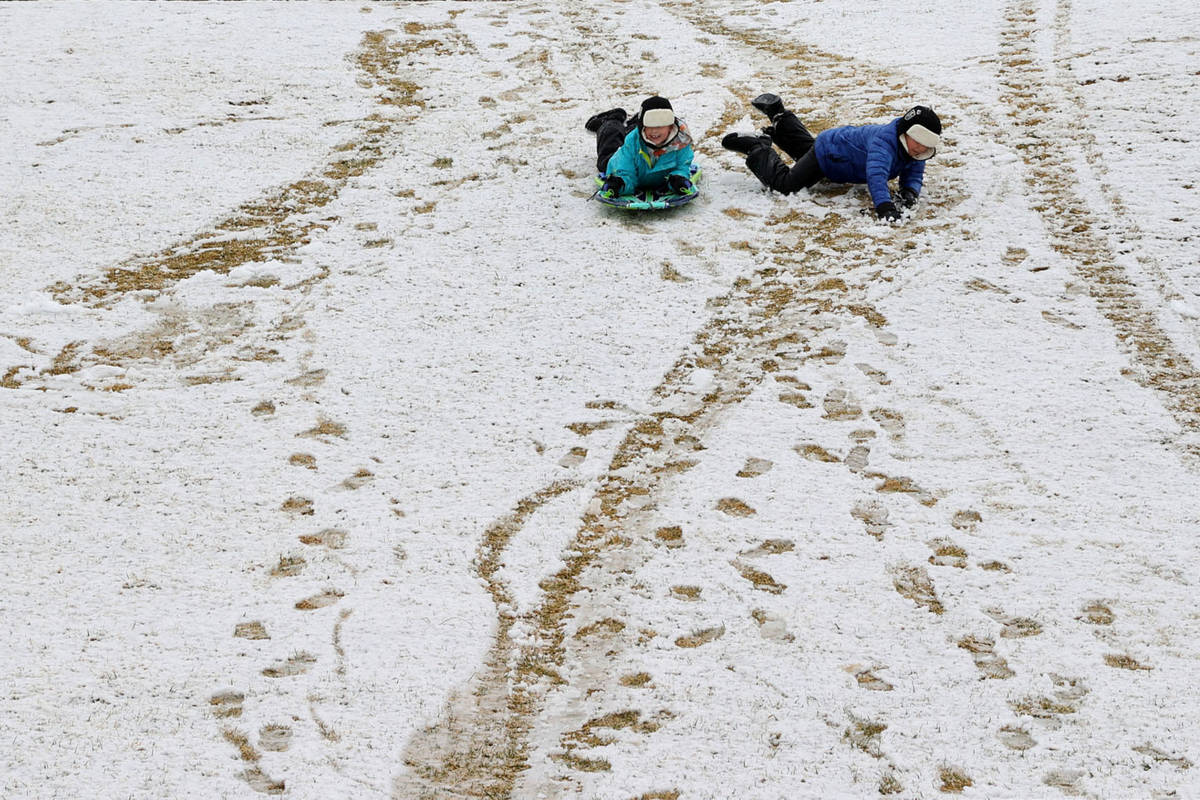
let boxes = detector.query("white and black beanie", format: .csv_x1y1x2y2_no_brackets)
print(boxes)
638,95,676,129
897,106,942,160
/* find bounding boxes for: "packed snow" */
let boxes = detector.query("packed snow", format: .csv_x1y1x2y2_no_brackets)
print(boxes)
2,1,1199,798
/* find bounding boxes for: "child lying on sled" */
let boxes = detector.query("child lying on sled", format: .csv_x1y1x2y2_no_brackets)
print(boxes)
585,95,696,199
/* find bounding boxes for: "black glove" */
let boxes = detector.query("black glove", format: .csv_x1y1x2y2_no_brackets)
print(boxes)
666,174,694,194
875,201,902,222
898,187,919,208
600,176,624,196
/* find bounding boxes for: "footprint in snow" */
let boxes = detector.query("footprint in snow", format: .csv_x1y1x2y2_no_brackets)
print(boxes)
739,539,794,557
558,446,587,468
996,725,1036,750
209,690,245,719
736,457,773,477
985,607,1043,638
855,362,890,385
294,588,344,611
234,621,270,640
242,767,284,795
733,561,786,594
822,388,862,420
869,407,905,437
1133,744,1192,770
1103,653,1152,671
341,468,374,489
262,652,316,678
796,442,839,462
299,528,346,549
675,625,724,648
957,635,1015,679
258,724,292,753
951,509,982,530
844,445,870,473
1042,769,1086,795
270,555,305,578
654,526,684,548
752,609,794,641
1077,601,1114,625
928,538,968,569
288,453,317,470
716,497,755,517
280,496,314,516
851,499,890,539
848,666,893,692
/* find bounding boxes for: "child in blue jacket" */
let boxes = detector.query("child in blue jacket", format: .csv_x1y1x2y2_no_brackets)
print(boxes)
585,96,696,198
722,94,943,221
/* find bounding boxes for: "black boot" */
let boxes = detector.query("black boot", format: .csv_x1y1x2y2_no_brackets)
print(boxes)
585,107,627,133
751,92,786,121
722,132,773,155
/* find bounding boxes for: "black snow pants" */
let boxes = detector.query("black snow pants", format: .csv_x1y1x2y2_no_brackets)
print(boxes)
745,111,826,195
596,120,635,174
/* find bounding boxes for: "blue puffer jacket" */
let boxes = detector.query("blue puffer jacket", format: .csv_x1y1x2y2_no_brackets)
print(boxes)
814,118,925,207
604,122,695,192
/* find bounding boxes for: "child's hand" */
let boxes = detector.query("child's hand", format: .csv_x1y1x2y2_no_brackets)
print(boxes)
666,175,694,194
600,176,624,197
875,201,902,222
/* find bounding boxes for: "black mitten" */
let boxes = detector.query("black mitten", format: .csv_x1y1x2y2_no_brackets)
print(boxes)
899,187,919,208
600,176,624,196
666,174,693,194
875,201,902,222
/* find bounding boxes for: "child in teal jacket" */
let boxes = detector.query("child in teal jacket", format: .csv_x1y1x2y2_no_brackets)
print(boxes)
585,96,695,197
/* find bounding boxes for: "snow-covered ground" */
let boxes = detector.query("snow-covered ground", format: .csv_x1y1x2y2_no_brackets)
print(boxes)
3,1,1199,798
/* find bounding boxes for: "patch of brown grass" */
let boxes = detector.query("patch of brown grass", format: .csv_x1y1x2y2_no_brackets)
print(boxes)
716,497,756,517
576,618,626,638
939,767,973,793
297,418,347,439
1104,653,1152,670
223,728,261,762
675,625,724,648
734,562,787,594
271,555,305,577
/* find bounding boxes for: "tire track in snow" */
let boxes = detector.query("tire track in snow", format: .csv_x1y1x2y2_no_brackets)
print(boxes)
1000,0,1200,459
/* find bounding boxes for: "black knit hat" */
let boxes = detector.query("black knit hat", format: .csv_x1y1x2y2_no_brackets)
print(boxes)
639,95,675,128
897,106,942,139
897,106,942,160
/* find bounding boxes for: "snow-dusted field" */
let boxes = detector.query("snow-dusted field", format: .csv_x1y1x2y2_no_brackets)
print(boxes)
3,1,1199,798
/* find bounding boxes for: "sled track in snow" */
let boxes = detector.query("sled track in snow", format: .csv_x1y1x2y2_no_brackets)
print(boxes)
29,28,438,381
998,0,1200,456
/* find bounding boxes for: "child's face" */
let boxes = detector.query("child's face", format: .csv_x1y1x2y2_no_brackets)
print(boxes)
904,133,934,160
642,124,673,146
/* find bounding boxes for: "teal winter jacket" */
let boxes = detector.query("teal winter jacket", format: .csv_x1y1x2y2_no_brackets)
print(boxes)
604,122,695,192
